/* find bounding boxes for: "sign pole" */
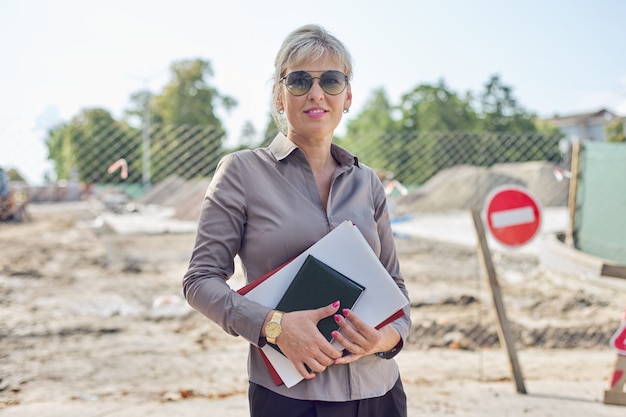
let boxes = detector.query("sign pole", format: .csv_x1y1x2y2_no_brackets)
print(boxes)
471,209,527,394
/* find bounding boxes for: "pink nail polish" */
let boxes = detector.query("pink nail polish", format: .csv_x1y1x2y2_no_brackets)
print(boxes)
332,300,340,308
342,308,350,317
331,331,339,339
334,314,341,323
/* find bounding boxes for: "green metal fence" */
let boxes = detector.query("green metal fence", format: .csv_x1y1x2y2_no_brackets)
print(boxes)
574,142,626,264
3,120,626,263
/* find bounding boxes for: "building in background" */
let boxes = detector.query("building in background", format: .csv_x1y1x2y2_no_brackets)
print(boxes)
542,108,619,143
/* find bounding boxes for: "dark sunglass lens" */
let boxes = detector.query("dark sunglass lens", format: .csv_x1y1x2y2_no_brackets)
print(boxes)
285,71,312,96
320,71,346,95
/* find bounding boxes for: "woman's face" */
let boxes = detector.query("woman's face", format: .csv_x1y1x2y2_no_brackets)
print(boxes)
278,55,352,143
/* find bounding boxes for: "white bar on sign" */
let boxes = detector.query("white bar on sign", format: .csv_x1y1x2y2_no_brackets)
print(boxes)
491,207,535,228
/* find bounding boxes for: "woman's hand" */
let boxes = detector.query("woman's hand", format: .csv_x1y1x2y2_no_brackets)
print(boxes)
274,302,344,379
331,309,401,365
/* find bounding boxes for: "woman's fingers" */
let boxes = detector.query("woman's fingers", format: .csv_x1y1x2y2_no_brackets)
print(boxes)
331,309,383,359
278,307,345,377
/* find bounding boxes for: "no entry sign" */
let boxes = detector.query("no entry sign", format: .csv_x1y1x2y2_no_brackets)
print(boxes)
483,185,542,247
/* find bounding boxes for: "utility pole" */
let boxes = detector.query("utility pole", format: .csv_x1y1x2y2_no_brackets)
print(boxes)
127,69,166,192
142,99,151,191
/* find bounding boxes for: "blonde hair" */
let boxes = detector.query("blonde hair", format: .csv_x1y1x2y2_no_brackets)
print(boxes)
271,24,353,134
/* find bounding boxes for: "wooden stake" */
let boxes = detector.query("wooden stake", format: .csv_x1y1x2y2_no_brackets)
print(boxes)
471,209,527,394
601,263,626,280
566,140,581,248
604,355,626,406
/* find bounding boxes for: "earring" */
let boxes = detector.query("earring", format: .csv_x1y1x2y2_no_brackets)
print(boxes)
278,109,284,115
343,108,350,114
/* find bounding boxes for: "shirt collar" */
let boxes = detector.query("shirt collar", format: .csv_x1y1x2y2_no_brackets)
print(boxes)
268,133,359,168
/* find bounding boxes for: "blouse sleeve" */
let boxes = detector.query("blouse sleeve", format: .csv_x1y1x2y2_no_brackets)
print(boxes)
182,153,271,346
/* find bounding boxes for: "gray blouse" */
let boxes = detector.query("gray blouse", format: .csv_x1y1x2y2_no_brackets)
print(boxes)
183,133,411,401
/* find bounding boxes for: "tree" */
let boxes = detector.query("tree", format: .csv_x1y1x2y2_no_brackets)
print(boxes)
338,76,563,185
260,112,281,148
473,75,566,165
145,58,238,180
239,120,258,147
398,80,478,132
124,89,155,128
478,74,536,133
606,118,625,143
152,58,236,128
5,168,27,182
339,88,398,172
46,108,140,183
392,80,480,183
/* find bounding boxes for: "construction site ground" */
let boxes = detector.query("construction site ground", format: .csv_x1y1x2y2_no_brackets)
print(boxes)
1,200,625,416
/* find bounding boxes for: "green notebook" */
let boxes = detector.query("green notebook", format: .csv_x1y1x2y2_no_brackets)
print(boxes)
275,254,366,344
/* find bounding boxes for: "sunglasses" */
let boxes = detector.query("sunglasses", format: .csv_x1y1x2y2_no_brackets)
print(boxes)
280,70,348,96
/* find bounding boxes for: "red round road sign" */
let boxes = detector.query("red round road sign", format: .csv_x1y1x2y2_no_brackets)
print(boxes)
483,185,542,247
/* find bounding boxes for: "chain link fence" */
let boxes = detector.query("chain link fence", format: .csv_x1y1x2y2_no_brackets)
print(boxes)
4,119,626,260
2,121,625,352
3,121,567,186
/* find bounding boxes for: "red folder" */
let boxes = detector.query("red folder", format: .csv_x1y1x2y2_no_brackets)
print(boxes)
237,259,292,386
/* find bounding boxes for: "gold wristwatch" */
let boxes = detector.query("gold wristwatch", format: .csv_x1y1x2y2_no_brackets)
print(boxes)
264,311,284,344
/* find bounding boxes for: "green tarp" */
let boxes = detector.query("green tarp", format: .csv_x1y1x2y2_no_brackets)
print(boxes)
576,142,626,264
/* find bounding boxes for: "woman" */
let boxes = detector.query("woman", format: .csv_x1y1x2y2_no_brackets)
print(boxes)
183,24,411,417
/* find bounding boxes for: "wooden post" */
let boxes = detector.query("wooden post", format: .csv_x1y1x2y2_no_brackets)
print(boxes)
601,263,626,280
604,309,626,406
604,355,626,406
566,140,581,248
471,209,527,394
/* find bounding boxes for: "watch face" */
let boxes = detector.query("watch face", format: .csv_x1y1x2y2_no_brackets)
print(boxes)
265,322,281,338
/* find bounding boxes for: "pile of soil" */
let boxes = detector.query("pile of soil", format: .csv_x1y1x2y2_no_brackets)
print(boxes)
393,161,569,213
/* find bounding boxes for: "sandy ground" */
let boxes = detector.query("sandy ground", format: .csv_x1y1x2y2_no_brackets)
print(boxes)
1,202,626,416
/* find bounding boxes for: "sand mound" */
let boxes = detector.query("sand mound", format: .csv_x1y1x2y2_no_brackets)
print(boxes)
394,161,568,213
136,162,569,221
136,175,211,221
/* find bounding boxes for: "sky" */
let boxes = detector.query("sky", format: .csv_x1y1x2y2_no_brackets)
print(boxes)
1,0,625,184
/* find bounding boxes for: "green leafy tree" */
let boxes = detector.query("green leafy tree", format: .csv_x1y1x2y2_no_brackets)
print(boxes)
5,168,27,182
398,80,478,132
145,58,238,180
226,121,261,153
260,112,280,148
124,89,155,128
393,80,479,183
340,88,398,173
46,108,140,183
476,75,563,165
478,74,536,133
46,123,77,182
239,120,258,147
606,118,625,142
340,76,562,186
152,59,236,127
